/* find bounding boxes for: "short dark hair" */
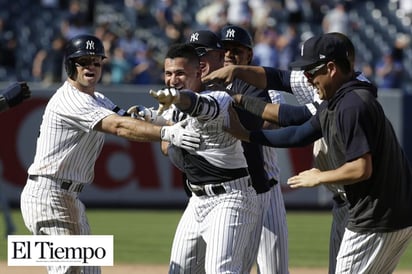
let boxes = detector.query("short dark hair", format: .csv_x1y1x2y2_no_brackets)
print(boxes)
165,43,200,65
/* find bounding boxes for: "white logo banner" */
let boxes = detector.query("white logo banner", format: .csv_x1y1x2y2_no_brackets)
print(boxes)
8,235,113,266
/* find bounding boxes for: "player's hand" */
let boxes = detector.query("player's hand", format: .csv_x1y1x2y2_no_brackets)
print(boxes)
161,120,201,151
223,105,250,142
127,105,168,126
287,168,322,188
1,82,31,107
149,87,180,115
202,66,236,88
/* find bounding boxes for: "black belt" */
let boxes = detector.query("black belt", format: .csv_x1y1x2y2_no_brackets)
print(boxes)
29,175,85,193
268,178,278,187
333,194,346,205
187,182,227,196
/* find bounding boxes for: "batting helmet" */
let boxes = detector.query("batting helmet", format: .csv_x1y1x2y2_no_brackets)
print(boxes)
220,25,253,49
64,34,106,79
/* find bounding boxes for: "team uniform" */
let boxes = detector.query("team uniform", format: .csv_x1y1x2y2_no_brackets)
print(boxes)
263,68,352,273
251,78,412,274
218,25,289,273
20,81,121,274
166,89,259,273
258,90,289,274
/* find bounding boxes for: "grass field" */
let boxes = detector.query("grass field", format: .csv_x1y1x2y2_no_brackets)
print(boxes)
1,209,412,270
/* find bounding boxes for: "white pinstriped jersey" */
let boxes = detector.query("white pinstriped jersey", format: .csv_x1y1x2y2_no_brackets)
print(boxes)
28,81,115,183
184,90,248,169
290,70,345,196
262,90,285,181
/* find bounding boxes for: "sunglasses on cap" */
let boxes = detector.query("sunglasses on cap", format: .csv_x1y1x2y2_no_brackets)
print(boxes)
195,47,215,57
303,63,326,81
75,57,102,67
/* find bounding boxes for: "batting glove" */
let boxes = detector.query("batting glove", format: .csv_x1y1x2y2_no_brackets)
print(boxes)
127,105,168,126
161,120,201,151
149,87,180,115
1,82,31,107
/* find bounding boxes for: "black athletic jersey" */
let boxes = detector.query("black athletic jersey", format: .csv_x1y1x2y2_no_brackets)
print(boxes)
311,80,412,232
227,78,272,193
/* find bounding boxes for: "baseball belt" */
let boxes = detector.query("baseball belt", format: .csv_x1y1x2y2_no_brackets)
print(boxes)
268,178,278,187
186,177,252,197
332,194,346,205
186,181,226,196
28,175,85,193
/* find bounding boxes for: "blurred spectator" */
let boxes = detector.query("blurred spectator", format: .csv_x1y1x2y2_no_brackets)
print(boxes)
285,0,304,25
375,50,404,89
124,0,155,29
249,0,272,29
252,26,279,67
322,2,349,34
117,29,147,63
399,0,412,21
60,0,92,39
129,47,160,84
276,24,300,70
155,0,176,30
109,46,132,84
195,0,227,33
32,35,67,85
164,10,190,44
226,0,252,29
0,17,17,80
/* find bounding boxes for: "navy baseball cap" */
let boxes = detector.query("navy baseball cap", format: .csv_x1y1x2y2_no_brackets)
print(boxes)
290,33,349,70
187,30,224,51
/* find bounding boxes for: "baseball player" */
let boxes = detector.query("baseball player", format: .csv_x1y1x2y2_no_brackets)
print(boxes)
0,82,31,237
218,25,289,274
226,33,412,273
20,34,200,274
149,43,259,273
203,32,364,273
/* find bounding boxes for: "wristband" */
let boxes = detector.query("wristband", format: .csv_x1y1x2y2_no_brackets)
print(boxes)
240,95,267,118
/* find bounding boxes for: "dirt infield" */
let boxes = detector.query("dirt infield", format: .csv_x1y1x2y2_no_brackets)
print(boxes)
2,263,412,274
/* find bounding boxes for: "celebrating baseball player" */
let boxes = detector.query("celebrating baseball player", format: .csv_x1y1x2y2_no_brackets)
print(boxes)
224,33,412,274
217,25,289,274
149,43,259,273
203,32,366,273
20,34,200,274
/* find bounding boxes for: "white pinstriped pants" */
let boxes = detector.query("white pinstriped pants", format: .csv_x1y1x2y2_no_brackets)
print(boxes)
257,183,289,274
168,177,259,274
20,177,100,274
336,226,412,273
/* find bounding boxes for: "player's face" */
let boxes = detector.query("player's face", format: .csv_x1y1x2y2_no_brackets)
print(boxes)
304,62,334,100
223,43,252,66
73,56,103,91
164,57,201,91
196,48,224,77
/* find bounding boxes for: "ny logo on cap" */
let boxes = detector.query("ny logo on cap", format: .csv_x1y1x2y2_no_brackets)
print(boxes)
225,28,235,38
85,40,95,50
190,32,199,42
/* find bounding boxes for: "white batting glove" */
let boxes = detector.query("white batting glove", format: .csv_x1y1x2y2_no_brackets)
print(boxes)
160,120,201,151
127,105,168,126
149,87,180,115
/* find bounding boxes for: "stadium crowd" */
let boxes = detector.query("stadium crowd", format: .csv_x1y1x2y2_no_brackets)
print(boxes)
0,0,411,91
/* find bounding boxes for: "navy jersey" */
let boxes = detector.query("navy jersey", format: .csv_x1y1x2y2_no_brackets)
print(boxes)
312,80,412,232
227,78,272,193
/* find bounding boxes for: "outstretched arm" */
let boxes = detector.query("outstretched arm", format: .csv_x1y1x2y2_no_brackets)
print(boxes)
225,106,321,147
232,94,313,125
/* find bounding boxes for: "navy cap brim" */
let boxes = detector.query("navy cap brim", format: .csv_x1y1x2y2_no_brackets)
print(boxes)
289,58,321,70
